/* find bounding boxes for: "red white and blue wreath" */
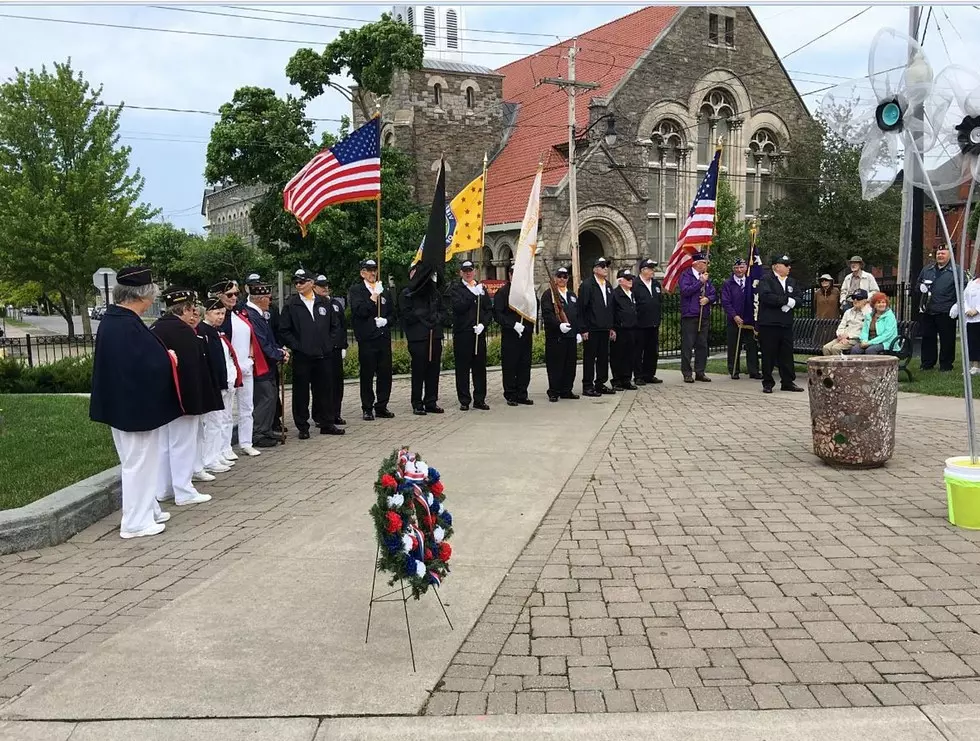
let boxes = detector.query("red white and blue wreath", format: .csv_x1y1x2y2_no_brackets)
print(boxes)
370,447,454,599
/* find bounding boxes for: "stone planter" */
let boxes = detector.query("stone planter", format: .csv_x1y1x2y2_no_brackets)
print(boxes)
807,355,898,468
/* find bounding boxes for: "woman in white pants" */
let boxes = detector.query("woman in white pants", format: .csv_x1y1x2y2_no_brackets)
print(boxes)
89,266,183,539
200,297,242,469
214,279,261,457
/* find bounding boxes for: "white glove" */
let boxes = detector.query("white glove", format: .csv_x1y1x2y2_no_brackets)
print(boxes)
476,283,485,295
342,349,347,359
374,317,388,328
372,282,384,295
950,304,960,319
560,322,572,334
786,297,796,309
514,323,525,337
474,323,485,335
576,333,583,344
781,304,791,313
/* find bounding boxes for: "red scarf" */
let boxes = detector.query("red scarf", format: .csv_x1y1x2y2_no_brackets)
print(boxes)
151,333,185,414
219,333,243,388
234,309,270,377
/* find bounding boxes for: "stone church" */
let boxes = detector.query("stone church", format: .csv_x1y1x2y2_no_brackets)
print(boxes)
371,5,811,282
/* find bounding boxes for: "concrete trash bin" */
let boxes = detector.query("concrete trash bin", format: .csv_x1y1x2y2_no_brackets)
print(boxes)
807,355,898,468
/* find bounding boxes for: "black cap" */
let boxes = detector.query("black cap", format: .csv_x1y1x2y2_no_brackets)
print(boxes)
245,273,262,285
361,259,378,270
555,266,570,277
691,252,708,263
850,288,869,301
315,274,329,287
617,268,634,280
204,296,225,311
733,258,747,267
293,269,313,284
250,284,272,296
209,279,237,296
593,257,610,267
639,258,658,270
116,266,153,287
772,254,792,266
161,288,196,308
460,260,475,270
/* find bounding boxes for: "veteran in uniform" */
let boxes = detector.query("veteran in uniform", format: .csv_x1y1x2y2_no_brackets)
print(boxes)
349,258,395,421
494,263,536,406
314,275,348,426
757,254,803,393
578,256,616,397
541,265,580,402
447,259,492,411
633,258,663,385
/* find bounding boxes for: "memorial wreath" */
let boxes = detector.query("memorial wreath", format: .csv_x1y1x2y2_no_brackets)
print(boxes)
370,447,454,599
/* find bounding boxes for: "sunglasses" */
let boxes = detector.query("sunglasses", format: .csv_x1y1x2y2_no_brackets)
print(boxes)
224,291,239,297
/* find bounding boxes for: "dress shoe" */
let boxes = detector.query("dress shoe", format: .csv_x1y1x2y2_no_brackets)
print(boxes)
597,385,616,395
624,382,638,390
334,417,347,426
649,377,663,384
176,492,212,506
239,445,262,457
298,430,310,440
695,374,712,383
517,398,534,405
460,403,470,411
120,522,166,539
781,384,804,392
192,470,215,482
375,407,395,418
507,400,519,406
474,402,490,410
362,410,375,421
560,392,580,400
731,373,740,380
763,386,773,394
583,388,601,397
749,373,763,380
548,393,559,402
413,408,428,416
254,437,279,448
634,379,647,386
320,424,346,435
424,405,445,414
683,376,695,384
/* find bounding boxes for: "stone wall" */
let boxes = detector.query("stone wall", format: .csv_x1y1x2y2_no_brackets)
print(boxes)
203,183,268,246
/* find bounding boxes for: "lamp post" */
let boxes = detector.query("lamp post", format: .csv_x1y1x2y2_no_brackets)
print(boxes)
568,113,618,288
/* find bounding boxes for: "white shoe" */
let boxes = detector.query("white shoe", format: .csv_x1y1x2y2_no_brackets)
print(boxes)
206,463,231,474
218,457,236,467
239,445,261,457
155,511,171,524
175,492,212,506
971,367,979,376
156,492,175,503
192,470,216,482
120,522,166,539
222,449,239,461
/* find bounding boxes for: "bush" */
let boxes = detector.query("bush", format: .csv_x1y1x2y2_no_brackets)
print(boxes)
0,355,94,394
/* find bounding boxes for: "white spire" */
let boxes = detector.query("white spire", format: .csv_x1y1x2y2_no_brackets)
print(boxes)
391,4,465,62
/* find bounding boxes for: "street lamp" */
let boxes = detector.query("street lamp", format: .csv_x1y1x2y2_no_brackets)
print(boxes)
568,113,617,288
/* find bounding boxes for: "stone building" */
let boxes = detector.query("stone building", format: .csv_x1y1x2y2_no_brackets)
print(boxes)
374,5,812,281
200,181,268,246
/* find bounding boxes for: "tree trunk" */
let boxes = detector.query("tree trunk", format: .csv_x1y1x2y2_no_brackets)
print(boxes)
60,294,75,338
79,297,92,336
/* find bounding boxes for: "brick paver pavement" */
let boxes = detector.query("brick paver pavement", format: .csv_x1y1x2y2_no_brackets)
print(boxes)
425,382,980,715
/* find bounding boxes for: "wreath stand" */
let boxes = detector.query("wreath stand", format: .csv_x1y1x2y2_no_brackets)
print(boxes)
364,543,454,673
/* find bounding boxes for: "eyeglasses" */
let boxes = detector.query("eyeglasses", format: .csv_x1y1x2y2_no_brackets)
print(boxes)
224,291,239,297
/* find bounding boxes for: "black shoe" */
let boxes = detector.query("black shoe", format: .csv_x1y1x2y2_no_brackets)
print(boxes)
320,424,345,435
683,376,695,384
749,373,763,380
518,398,534,405
695,374,711,383
507,400,519,406
763,386,773,394
413,408,427,416
362,410,375,421
375,408,395,418
731,373,740,380
548,393,559,402
624,382,638,390
921,365,935,371
781,384,804,392
460,403,470,411
560,392,580,400
634,379,647,387
298,430,310,440
334,417,347,426
597,385,616,395
649,377,663,384
254,437,279,448
424,405,445,414
474,402,490,410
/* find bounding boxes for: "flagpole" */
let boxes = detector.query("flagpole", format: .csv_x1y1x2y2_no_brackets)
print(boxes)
734,220,758,376
375,110,383,318
698,139,723,333
476,151,488,356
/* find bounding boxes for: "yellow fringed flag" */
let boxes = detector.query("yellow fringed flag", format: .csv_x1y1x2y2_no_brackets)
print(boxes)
411,171,485,265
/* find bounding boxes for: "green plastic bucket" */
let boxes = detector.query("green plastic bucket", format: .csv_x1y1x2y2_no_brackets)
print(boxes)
945,457,980,529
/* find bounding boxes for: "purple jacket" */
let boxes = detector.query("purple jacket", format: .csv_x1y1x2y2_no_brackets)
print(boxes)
678,269,717,319
721,275,749,326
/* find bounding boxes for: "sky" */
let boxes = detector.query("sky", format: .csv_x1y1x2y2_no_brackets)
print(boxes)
0,2,977,233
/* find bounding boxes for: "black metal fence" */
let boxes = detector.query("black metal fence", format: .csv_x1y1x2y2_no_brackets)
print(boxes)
1,334,97,367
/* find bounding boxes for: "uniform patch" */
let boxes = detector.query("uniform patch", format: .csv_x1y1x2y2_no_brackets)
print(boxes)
318,306,327,316
655,287,661,294
788,286,794,293
569,296,577,303
333,304,341,312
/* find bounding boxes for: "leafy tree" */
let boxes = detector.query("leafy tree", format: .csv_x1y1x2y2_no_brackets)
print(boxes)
286,13,424,121
172,234,274,297
133,222,190,282
0,280,43,310
0,60,155,337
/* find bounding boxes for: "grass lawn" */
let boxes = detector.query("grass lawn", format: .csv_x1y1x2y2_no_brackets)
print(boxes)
0,394,118,510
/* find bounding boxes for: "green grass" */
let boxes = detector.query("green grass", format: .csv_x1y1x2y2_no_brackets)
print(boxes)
0,394,118,510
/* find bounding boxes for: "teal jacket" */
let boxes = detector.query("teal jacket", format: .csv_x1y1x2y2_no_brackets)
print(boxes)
860,308,898,350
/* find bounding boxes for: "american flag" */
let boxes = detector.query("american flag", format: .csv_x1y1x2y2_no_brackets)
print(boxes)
283,116,381,234
662,148,721,293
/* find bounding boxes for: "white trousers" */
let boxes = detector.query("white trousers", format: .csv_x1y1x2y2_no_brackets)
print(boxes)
235,373,255,448
194,416,205,473
220,388,236,455
111,427,165,535
202,409,225,468
158,415,201,504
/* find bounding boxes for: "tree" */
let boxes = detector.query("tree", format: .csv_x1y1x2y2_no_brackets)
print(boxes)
172,234,274,297
709,176,749,274
0,60,155,336
286,13,424,122
133,222,190,283
760,118,902,286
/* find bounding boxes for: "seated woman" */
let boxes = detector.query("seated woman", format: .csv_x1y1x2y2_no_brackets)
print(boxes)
848,291,898,355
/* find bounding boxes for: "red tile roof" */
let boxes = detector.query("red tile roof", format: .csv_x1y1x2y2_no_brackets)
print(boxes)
486,6,680,225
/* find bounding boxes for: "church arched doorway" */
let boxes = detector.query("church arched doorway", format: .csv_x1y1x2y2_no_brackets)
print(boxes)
578,230,605,281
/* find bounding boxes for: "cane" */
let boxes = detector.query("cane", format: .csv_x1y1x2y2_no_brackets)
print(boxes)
734,324,743,377
278,359,287,445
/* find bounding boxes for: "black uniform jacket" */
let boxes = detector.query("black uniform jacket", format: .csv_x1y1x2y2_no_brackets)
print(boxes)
90,305,183,432
577,276,615,331
541,286,579,341
329,297,348,351
348,281,394,343
196,321,229,392
633,276,662,328
757,271,799,328
612,287,638,329
447,280,493,333
400,281,445,343
493,282,535,332
279,293,336,359
151,314,223,415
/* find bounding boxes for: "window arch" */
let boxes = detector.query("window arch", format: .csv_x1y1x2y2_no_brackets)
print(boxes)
465,86,475,108
745,128,782,218
697,88,737,168
423,6,436,46
646,119,686,264
446,9,459,49
382,130,395,147
407,7,415,28
433,83,442,107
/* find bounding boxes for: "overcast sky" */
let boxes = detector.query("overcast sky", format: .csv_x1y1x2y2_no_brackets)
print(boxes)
0,3,976,233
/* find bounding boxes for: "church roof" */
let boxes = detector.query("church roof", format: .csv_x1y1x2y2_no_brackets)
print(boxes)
423,57,500,76
485,6,680,225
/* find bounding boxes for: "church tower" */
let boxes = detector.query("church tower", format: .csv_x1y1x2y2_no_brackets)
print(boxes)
391,5,465,62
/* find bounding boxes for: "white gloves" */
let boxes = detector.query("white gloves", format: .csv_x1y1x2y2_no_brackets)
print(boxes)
576,333,583,344
372,282,384,295
786,297,796,309
920,283,930,294
374,317,388,328
342,349,347,359
950,304,960,319
468,283,484,296
781,304,791,313
474,323,485,335
560,322,572,334
514,323,525,337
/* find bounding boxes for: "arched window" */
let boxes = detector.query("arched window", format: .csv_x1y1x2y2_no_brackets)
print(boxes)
465,86,475,108
407,7,415,29
746,128,781,218
423,6,436,46
395,12,403,23
433,83,442,106
446,9,458,49
383,130,395,147
498,244,513,270
697,88,737,168
647,119,686,264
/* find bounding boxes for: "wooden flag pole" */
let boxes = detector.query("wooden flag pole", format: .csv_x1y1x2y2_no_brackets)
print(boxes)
698,139,724,333
475,151,488,356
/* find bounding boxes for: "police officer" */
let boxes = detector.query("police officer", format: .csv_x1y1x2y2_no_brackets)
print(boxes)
349,258,395,421
578,256,616,397
494,263,535,406
401,264,445,415
611,268,638,390
447,260,492,411
757,254,803,394
541,265,580,402
633,258,662,385
314,275,348,426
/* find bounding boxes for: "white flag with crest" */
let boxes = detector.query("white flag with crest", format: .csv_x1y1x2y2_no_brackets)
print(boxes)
508,165,543,323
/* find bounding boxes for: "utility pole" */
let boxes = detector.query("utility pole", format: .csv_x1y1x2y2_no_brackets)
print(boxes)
542,42,599,290
899,6,924,317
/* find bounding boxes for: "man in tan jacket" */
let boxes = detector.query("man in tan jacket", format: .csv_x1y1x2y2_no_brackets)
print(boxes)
823,289,872,355
839,256,879,311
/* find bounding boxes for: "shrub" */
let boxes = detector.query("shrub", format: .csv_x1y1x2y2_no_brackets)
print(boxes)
0,355,94,394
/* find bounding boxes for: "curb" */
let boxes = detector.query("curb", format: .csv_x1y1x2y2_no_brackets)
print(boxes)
0,467,121,555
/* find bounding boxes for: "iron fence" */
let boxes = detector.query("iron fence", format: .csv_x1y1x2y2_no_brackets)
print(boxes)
0,334,97,367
